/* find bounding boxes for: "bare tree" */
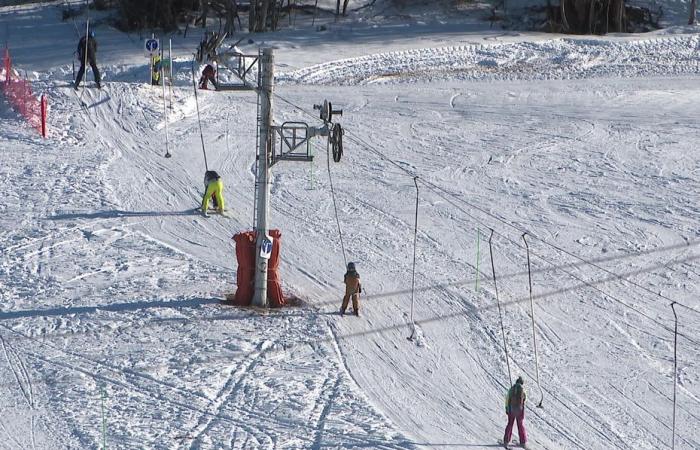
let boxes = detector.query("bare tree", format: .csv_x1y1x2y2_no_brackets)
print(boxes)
559,0,626,34
199,0,209,28
333,0,350,17
249,0,283,32
116,0,189,31
690,0,697,25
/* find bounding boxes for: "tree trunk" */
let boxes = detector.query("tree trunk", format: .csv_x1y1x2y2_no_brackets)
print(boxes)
610,0,626,32
162,0,174,31
222,0,238,35
560,0,570,32
259,0,271,31
249,0,257,32
560,0,626,34
200,0,209,28
249,0,278,32
690,0,697,25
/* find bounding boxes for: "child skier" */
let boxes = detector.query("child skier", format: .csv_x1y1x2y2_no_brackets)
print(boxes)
340,262,362,316
198,64,218,90
503,376,527,449
201,170,225,216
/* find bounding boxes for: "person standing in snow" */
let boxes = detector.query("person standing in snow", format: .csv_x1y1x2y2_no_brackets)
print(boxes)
74,30,101,89
503,376,527,448
340,262,361,316
201,170,225,216
198,63,218,90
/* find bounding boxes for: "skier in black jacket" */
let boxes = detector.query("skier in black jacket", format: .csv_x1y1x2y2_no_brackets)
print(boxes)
74,30,101,89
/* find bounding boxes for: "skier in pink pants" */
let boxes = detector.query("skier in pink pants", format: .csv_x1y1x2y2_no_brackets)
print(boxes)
503,376,527,448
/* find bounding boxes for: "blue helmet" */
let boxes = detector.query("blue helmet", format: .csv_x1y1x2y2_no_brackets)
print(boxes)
88,30,95,38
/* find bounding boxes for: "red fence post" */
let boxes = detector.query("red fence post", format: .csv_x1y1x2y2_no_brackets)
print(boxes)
3,47,47,138
41,94,47,138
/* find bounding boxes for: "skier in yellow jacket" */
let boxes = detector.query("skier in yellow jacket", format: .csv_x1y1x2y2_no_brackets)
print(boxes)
201,170,225,216
340,262,362,316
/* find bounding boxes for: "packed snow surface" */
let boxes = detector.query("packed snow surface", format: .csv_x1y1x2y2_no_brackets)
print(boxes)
0,1,699,449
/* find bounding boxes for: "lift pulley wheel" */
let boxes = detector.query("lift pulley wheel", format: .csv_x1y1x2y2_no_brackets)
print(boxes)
328,101,343,123
314,100,344,123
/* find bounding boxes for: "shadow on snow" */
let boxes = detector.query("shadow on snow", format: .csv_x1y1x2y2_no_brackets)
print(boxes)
46,209,199,220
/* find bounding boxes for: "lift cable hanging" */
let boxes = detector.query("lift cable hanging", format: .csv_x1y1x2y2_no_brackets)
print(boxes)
325,136,347,268
263,94,348,265
671,301,678,450
408,176,419,341
522,233,544,408
488,229,512,387
191,56,209,171
161,55,171,158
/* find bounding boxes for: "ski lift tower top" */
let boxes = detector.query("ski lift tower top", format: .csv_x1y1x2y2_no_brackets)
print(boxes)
224,47,345,308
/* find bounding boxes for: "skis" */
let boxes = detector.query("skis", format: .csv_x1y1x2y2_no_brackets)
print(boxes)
498,440,528,450
195,206,231,218
66,83,105,116
66,85,98,127
70,85,88,109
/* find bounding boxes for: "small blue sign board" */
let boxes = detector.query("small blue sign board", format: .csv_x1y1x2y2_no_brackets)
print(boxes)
144,38,159,55
260,236,273,260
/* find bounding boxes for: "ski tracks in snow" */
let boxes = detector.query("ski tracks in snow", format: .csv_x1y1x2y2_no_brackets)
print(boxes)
186,340,274,449
0,331,36,450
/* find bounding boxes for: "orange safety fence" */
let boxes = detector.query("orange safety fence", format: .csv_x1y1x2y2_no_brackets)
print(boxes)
2,47,47,138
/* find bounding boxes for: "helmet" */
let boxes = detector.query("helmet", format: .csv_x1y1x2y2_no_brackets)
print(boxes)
516,376,524,385
88,30,95,38
347,262,356,272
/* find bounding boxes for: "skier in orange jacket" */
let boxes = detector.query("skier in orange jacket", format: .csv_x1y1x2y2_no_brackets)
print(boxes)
340,262,362,316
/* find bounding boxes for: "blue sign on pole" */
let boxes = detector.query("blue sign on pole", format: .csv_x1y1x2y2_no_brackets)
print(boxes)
260,236,273,260
145,39,159,55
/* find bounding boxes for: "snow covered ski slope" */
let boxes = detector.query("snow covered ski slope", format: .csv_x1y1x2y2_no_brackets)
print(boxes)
1,1,699,449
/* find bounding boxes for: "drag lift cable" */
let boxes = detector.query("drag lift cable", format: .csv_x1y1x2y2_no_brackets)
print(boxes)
191,56,209,171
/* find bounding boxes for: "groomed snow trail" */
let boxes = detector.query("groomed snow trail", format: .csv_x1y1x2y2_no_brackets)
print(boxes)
278,36,700,85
